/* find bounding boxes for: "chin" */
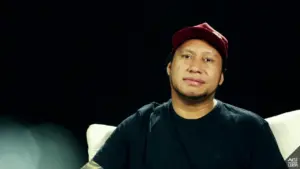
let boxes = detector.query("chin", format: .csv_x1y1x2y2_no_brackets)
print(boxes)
185,93,207,98
184,89,206,96
187,92,204,96
182,94,208,101
179,90,208,99
172,83,209,98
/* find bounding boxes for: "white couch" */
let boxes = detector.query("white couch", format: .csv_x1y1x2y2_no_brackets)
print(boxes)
86,124,116,161
86,110,300,162
265,110,300,160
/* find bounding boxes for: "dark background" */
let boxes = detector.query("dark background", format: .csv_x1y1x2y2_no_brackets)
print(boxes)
2,0,300,167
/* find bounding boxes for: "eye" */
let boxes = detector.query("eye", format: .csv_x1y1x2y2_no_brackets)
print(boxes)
204,58,214,62
182,54,192,59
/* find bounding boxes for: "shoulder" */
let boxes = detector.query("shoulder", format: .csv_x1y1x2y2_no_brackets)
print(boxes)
219,100,268,128
218,101,275,144
120,101,159,125
117,100,168,131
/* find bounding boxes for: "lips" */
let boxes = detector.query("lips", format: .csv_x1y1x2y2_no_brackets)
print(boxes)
183,77,205,86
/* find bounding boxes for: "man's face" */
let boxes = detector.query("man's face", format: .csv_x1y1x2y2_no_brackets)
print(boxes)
167,39,224,100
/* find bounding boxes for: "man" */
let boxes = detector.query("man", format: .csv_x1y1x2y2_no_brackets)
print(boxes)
81,22,288,169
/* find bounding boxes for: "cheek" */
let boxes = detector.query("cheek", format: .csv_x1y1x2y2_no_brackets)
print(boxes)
209,70,222,82
172,64,185,78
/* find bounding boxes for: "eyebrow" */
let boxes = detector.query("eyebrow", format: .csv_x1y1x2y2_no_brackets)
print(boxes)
180,49,217,57
180,49,197,55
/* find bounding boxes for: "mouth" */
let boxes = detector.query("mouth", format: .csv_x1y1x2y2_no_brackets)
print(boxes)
183,77,206,86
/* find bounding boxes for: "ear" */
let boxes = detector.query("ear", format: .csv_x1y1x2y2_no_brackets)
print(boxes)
167,62,171,76
219,72,224,85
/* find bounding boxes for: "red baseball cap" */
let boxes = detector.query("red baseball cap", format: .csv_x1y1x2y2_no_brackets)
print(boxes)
172,22,228,58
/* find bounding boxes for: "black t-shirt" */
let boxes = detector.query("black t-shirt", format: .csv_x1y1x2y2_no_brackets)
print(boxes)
93,99,288,169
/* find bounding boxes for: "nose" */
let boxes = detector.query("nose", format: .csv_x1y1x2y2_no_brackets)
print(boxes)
187,60,206,74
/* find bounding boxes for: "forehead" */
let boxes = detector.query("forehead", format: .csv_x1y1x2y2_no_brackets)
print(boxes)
176,39,221,56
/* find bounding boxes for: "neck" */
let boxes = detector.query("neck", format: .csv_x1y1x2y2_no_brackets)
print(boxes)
171,92,217,119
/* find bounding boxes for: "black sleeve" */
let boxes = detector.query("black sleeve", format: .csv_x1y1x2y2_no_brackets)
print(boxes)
92,114,137,169
249,121,288,169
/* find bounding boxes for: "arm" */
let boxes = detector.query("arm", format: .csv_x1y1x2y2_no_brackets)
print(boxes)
249,121,288,169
